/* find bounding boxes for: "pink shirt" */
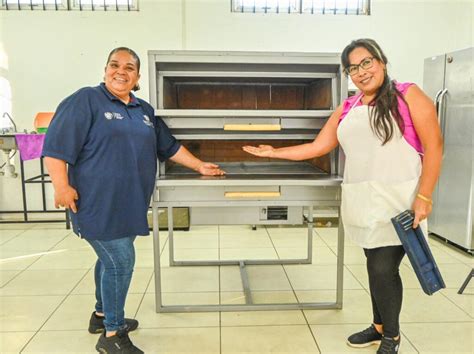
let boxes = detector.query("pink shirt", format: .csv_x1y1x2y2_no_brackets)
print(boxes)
339,82,423,154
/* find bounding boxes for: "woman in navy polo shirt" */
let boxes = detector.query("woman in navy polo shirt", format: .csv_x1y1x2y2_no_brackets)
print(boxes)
43,47,224,354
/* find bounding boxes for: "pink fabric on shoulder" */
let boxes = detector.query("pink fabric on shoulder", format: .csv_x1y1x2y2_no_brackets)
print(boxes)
338,93,363,123
337,82,423,154
395,82,423,154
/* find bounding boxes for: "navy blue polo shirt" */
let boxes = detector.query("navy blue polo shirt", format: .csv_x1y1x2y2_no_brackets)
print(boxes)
43,83,181,240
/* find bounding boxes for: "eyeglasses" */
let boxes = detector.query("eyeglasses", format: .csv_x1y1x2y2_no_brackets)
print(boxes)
344,57,375,76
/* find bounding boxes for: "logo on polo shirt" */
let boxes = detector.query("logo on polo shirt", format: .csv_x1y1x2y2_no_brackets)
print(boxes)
104,112,124,120
143,115,154,128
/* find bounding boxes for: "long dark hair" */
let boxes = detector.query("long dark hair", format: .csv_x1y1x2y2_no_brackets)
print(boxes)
106,47,141,91
341,39,406,145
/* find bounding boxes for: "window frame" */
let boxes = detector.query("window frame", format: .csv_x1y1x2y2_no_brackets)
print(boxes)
0,0,138,11
71,0,137,11
1,0,68,10
232,0,300,14
231,0,371,15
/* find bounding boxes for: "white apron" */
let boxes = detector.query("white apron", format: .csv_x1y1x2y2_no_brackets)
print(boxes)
337,96,428,248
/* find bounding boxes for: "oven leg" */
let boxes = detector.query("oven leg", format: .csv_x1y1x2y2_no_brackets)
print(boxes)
336,205,345,309
168,206,176,266
239,261,253,304
152,202,344,312
152,204,163,312
306,206,314,263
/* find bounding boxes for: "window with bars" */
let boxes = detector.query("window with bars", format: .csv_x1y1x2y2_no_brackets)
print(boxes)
232,0,370,15
1,0,137,11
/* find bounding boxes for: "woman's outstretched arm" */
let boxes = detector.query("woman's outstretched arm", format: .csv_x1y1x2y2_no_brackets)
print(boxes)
242,105,343,160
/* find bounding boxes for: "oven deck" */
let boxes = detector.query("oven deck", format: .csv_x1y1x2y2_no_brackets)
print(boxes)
165,161,327,176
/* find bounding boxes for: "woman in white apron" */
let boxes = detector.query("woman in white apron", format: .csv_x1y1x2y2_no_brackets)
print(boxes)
243,39,442,354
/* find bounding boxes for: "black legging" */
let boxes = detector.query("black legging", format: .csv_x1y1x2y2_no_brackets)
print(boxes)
364,246,405,338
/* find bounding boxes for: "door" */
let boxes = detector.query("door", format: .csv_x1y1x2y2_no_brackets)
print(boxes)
423,54,446,231
432,48,473,250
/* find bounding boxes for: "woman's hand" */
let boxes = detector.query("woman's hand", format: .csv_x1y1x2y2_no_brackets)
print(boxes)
44,157,79,213
196,162,225,176
54,185,79,213
242,145,275,158
411,197,432,228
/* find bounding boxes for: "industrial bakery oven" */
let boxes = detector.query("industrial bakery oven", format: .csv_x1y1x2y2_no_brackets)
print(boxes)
148,51,347,312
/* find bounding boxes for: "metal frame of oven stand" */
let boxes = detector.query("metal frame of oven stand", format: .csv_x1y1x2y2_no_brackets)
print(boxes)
152,184,344,313
0,157,71,229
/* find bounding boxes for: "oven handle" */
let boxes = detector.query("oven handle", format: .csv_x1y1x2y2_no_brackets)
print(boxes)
223,124,282,131
224,191,281,198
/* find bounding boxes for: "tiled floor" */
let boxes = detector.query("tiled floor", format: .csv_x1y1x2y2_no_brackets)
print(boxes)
0,223,472,353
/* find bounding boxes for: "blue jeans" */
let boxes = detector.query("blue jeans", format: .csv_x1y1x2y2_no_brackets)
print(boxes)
86,236,136,332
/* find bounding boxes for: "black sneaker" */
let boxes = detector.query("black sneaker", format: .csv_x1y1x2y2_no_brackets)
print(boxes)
347,324,383,348
89,312,139,334
95,329,144,354
377,336,401,354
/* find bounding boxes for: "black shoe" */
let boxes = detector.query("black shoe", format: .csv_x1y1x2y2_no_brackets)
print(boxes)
377,336,401,354
89,312,139,334
95,329,144,354
347,324,383,348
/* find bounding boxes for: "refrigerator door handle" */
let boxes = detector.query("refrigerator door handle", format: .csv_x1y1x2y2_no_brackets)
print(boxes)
438,88,448,134
434,89,443,124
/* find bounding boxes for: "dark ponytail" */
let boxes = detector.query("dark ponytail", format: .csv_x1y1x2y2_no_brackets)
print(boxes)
341,39,406,145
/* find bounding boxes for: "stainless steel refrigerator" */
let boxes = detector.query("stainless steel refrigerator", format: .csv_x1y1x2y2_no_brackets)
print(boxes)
423,47,473,253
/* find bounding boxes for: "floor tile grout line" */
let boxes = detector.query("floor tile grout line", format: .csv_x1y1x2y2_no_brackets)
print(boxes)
217,226,223,307
213,320,474,328
447,254,473,267
217,224,224,354
0,224,34,232
133,269,155,320
9,224,473,352
68,266,95,295
18,263,91,353
313,228,335,249
10,325,223,333
300,302,322,353
0,232,73,289
0,228,30,246
218,225,221,262
399,328,420,353
427,239,471,265
0,269,23,290
399,320,474,324
143,287,363,295
264,225,318,307
428,237,474,267
264,225,281,260
272,227,304,305
15,320,474,333
344,264,370,293
139,323,330,329
303,224,369,352
438,287,474,319
219,304,222,353
2,288,391,297
263,225,277,256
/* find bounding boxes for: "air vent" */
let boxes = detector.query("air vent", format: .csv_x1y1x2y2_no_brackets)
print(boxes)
267,206,288,220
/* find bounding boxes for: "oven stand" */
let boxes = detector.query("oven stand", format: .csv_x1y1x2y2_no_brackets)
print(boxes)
152,203,344,312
